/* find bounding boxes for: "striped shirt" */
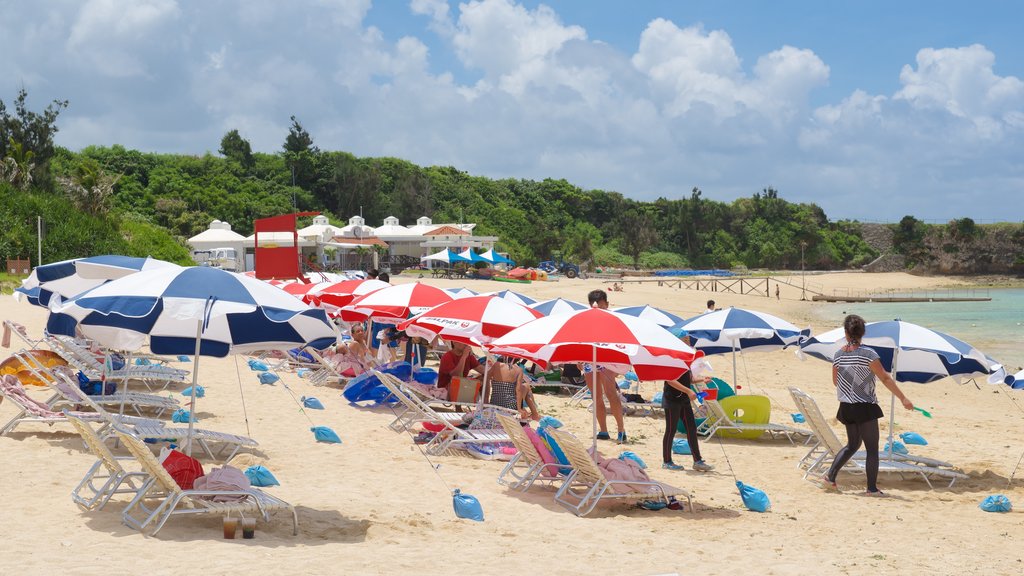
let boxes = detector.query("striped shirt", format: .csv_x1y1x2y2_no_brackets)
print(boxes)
833,346,880,404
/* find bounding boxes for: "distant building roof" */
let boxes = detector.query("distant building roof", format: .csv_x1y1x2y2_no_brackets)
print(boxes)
298,215,345,240
424,225,470,236
188,220,246,245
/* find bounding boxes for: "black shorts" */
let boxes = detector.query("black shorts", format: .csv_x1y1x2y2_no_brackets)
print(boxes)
836,402,884,425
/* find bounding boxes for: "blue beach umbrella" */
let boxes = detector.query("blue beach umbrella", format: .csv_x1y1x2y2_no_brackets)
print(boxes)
47,266,337,455
443,287,479,299
677,307,809,387
484,289,537,307
14,255,179,308
799,319,1000,457
612,304,686,328
530,297,589,317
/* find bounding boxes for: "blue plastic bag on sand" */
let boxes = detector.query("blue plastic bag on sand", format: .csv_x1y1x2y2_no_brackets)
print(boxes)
979,495,1012,513
619,451,647,469
624,371,638,382
900,432,928,446
652,391,663,405
181,385,205,398
177,355,191,362
311,426,341,444
672,439,691,455
171,408,196,423
258,372,279,385
884,440,909,455
452,489,484,522
248,359,269,372
537,415,563,430
297,368,310,378
737,481,770,512
301,396,325,410
245,465,281,487
791,413,806,423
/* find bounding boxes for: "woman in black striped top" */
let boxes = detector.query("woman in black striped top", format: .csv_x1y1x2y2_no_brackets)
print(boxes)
824,315,914,496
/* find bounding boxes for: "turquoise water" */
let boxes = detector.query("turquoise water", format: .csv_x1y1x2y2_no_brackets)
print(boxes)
816,288,1024,372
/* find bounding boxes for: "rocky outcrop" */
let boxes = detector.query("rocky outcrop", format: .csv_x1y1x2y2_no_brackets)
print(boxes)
857,222,1024,275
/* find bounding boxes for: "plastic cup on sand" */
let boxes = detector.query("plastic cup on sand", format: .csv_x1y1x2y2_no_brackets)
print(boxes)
241,518,256,539
223,516,238,539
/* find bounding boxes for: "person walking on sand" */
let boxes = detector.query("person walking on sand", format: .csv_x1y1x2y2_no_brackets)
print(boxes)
775,285,780,300
581,289,627,443
661,327,714,472
823,314,914,495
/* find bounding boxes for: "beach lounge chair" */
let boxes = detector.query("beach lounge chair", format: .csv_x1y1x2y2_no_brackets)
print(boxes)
66,413,150,511
2,319,45,349
375,371,470,433
46,335,190,391
114,429,297,537
0,373,118,435
495,413,572,491
30,366,259,462
695,396,813,444
549,428,692,516
787,387,966,488
373,371,511,455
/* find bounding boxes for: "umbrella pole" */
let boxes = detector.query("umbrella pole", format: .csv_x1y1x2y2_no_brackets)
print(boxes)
185,319,202,457
591,346,598,452
476,350,491,414
885,347,900,463
732,342,738,393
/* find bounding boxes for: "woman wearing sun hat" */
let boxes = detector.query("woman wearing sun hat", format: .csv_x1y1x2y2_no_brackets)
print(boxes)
661,326,714,472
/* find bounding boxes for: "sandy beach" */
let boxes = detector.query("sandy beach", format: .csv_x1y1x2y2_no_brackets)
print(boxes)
1,271,1021,576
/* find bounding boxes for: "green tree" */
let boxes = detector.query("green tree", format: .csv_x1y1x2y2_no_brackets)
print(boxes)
618,208,659,269
219,129,254,170
58,157,121,216
0,89,68,187
0,137,35,190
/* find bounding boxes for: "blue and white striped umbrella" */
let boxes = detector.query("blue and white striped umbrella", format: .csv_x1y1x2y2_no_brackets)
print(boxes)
799,320,998,384
612,304,686,328
14,255,179,308
443,287,479,299
1003,369,1024,390
47,266,336,356
530,297,589,316
483,289,537,306
677,307,808,355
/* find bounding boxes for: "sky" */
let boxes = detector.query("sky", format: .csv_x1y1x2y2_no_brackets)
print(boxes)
1,0,1022,223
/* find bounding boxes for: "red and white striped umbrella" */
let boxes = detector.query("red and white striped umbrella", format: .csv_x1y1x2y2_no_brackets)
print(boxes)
487,308,701,381
339,282,453,324
282,281,331,298
397,295,544,346
313,279,391,309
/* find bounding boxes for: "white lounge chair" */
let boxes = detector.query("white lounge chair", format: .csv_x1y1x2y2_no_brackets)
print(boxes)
374,371,511,456
115,429,297,537
549,428,692,516
495,413,572,492
66,413,150,511
788,387,966,488
696,397,813,444
46,335,190,391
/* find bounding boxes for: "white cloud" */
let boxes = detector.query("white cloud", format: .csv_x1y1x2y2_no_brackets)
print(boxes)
66,0,181,77
2,1,1021,221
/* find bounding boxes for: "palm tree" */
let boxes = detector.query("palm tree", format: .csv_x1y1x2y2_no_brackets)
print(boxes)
355,246,370,270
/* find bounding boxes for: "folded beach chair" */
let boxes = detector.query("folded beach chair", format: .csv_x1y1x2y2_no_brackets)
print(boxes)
66,413,150,511
114,429,297,537
787,387,966,488
47,335,190,391
495,413,573,491
549,428,692,516
695,396,813,444
373,371,511,455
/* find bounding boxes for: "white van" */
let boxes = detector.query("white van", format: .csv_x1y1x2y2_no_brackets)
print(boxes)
193,247,240,272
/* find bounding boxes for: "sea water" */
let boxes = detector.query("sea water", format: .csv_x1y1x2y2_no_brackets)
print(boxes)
815,288,1024,372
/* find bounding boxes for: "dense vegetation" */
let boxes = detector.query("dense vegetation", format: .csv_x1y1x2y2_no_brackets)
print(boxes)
11,88,995,273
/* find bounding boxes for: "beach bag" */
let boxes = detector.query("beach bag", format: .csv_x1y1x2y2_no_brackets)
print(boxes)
449,376,481,404
301,396,325,410
672,439,691,455
452,489,484,522
979,495,1012,513
171,408,196,423
244,465,281,487
181,385,205,398
736,481,771,513
160,448,205,490
900,432,928,446
311,426,342,444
